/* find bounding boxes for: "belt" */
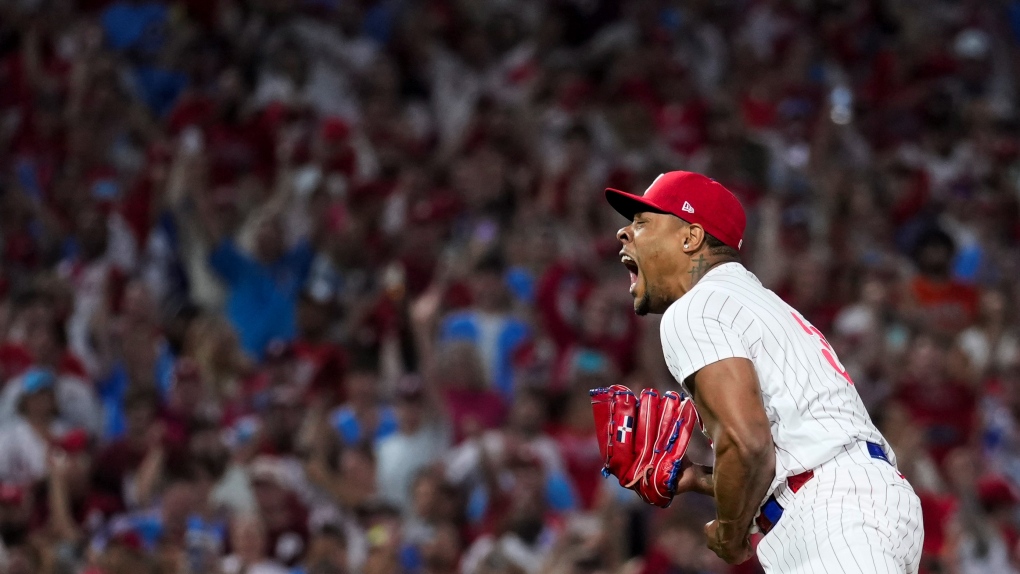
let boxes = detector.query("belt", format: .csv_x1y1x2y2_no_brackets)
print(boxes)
755,441,890,535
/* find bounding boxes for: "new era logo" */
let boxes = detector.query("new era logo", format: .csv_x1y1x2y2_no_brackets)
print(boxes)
681,201,695,214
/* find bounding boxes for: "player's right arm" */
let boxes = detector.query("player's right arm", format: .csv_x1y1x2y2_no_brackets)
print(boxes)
658,297,775,564
689,357,775,564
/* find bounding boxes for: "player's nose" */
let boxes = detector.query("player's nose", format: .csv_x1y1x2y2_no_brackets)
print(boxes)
617,226,632,244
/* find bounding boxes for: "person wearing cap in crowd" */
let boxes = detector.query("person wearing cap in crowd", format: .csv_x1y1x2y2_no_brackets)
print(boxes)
248,456,311,567
0,357,102,438
375,374,450,509
0,368,72,484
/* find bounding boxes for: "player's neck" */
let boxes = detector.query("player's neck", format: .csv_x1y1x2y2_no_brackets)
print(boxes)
681,254,739,293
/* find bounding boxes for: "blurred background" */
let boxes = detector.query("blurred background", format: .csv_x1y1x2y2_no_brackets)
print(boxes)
0,0,1019,573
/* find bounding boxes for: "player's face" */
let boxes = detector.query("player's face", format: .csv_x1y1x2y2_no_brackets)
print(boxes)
617,212,686,315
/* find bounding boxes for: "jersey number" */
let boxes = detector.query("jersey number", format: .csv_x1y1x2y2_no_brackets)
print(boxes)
791,312,854,385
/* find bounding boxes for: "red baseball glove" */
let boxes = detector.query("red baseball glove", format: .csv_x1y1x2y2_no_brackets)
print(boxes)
590,385,699,508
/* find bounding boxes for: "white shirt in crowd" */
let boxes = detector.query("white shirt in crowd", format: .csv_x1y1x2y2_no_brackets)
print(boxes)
0,418,70,484
375,421,450,509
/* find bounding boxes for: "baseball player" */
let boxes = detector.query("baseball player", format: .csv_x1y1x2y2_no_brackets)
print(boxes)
600,171,924,572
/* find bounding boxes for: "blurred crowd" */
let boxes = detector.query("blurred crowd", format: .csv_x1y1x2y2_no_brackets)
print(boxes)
1,0,1020,573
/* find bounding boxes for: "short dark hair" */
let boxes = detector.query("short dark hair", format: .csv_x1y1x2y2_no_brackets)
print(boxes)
704,233,740,259
317,522,348,543
911,227,955,261
474,251,505,275
677,218,740,259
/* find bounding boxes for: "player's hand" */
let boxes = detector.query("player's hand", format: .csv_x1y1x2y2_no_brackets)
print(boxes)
704,520,753,565
673,461,714,497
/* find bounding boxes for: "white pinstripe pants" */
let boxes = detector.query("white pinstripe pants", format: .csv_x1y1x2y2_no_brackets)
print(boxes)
755,442,924,574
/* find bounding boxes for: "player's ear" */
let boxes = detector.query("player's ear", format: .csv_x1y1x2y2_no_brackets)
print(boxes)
683,224,705,253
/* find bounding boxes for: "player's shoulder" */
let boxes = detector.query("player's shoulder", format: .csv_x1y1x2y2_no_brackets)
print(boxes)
672,263,752,307
662,264,755,326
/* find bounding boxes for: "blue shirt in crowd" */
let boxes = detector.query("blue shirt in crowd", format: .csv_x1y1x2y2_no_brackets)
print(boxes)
209,239,314,358
330,405,399,447
439,312,529,397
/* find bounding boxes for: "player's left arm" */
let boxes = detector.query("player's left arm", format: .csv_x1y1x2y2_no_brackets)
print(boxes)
689,357,776,565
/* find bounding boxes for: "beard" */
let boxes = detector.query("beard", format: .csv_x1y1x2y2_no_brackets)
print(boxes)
634,290,651,316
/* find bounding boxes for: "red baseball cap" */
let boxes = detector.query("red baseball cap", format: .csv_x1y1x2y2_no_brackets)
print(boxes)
56,428,91,454
605,171,747,250
977,475,1020,510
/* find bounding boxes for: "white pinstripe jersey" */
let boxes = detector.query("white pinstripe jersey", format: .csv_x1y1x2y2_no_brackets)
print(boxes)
659,262,892,499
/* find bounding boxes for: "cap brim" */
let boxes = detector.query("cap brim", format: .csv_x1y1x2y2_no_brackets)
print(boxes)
605,188,666,220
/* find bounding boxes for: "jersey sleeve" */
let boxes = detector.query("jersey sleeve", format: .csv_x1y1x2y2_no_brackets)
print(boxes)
659,289,751,385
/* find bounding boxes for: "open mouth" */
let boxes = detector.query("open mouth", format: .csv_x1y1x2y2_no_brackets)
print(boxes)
621,254,639,293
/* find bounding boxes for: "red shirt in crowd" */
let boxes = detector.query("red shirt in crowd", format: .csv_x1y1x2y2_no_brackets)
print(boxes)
657,98,708,157
550,425,603,510
441,387,507,444
895,379,977,466
0,344,89,383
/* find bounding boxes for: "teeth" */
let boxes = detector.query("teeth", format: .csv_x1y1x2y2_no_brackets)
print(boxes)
621,255,635,264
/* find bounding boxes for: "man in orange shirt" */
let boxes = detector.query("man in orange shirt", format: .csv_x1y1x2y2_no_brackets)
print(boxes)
905,228,978,335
